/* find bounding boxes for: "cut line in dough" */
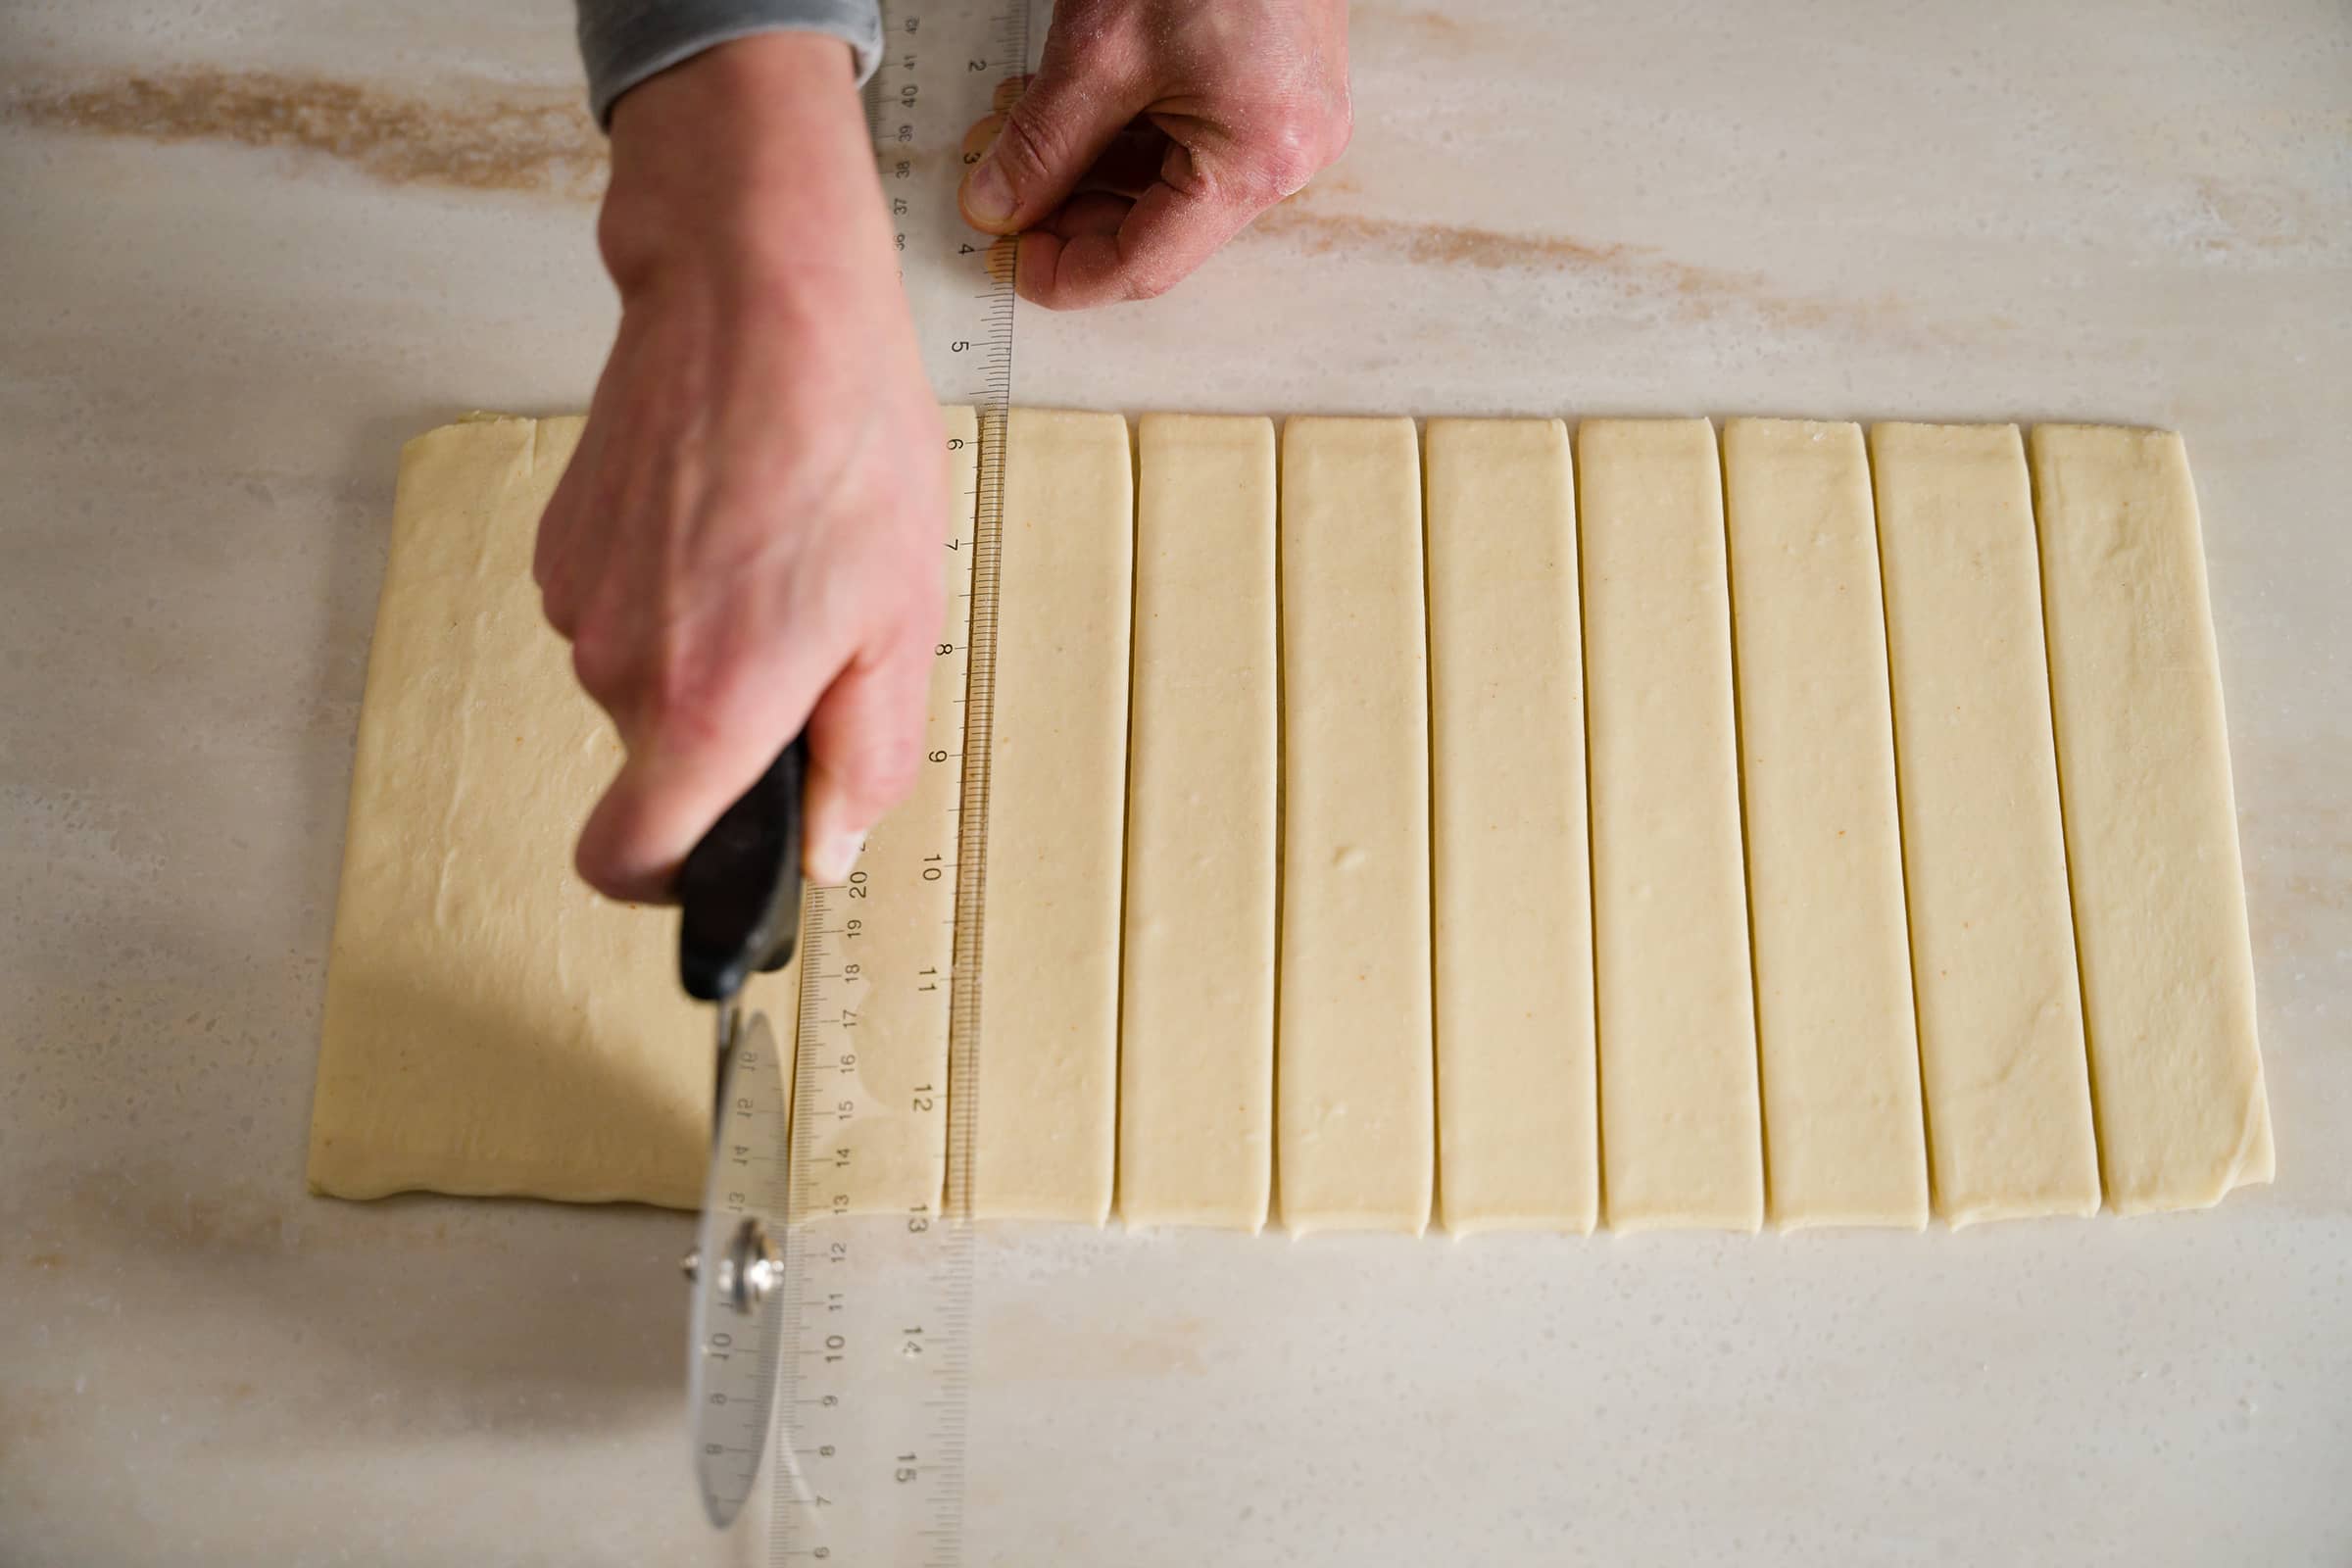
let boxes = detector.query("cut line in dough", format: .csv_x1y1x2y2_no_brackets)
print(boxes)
1275,416,1435,1235
819,407,980,1216
1870,422,2100,1225
1425,417,1597,1235
1117,414,1278,1231
1723,418,1929,1230
313,408,2275,1238
2030,423,2273,1213
964,409,1134,1224
1577,417,1763,1233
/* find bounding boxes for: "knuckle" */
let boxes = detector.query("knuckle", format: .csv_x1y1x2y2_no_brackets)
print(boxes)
569,623,721,757
638,652,725,754
1021,275,1081,311
569,601,730,751
573,836,627,902
531,511,564,585
1122,267,1178,303
537,561,578,638
990,107,1064,195
1250,107,1332,200
1045,4,1131,79
567,620,631,706
534,496,582,601
540,580,578,640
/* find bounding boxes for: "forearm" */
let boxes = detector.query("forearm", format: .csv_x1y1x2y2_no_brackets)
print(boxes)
574,0,883,124
599,31,901,305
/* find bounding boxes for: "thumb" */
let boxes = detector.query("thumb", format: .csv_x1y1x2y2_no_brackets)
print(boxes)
799,635,933,885
958,55,1143,235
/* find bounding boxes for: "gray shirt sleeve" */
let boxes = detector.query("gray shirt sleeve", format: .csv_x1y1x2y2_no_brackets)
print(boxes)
576,0,883,126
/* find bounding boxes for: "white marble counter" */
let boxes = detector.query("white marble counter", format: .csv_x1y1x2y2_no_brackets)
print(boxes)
3,1,2347,1562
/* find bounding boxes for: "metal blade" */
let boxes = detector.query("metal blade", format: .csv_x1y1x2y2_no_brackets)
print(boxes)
685,1009,788,1528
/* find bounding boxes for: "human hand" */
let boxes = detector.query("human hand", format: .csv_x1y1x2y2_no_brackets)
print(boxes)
536,32,950,904
957,0,1351,308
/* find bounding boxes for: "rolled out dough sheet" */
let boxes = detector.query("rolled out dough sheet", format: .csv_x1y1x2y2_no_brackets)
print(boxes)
1722,419,1928,1230
1424,417,1597,1234
1869,422,2100,1224
317,405,2274,1237
823,407,979,1215
1276,416,1435,1234
1117,415,1278,1231
308,415,796,1209
2030,424,2274,1212
1577,418,1763,1232
965,409,1133,1224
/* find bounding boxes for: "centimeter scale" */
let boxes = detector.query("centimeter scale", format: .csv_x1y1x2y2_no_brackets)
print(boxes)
761,4,1028,1562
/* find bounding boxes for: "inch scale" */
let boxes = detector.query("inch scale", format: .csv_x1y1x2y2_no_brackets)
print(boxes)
760,4,1028,1563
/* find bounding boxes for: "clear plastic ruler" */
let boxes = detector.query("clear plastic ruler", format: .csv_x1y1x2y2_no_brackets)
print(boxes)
765,4,1026,1564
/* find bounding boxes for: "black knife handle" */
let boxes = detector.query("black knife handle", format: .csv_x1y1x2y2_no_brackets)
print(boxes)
677,736,808,1004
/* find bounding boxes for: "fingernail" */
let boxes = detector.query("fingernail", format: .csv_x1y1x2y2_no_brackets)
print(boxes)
962,156,1015,226
809,829,864,885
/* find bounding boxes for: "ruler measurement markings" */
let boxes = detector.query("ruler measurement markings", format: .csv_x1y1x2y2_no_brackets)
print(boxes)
773,6,1022,1561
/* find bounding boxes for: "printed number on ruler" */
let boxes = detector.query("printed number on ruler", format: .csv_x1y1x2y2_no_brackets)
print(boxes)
771,7,1015,1562
792,419,977,1222
768,416,984,1564
871,0,1026,400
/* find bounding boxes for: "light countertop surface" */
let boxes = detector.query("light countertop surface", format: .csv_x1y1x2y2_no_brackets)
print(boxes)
4,2,2348,1563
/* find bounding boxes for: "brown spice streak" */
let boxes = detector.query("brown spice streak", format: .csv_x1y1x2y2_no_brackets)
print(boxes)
3,67,606,199
1352,4,1474,47
1255,203,1642,273
1250,200,1908,334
